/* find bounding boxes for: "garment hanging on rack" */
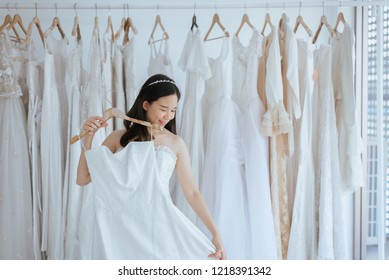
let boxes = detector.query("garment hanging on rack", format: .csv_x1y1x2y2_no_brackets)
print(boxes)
312,44,347,260
112,42,125,130
0,30,34,260
26,41,44,260
40,28,69,260
287,39,317,260
331,22,364,192
257,23,291,260
278,16,301,222
147,38,174,78
62,37,85,260
83,141,215,259
172,29,211,225
102,28,114,135
201,36,249,259
123,34,137,111
232,28,278,260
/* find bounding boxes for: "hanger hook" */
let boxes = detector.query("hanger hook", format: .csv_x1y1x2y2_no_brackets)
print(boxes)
299,1,302,16
55,3,58,17
108,4,111,16
244,2,247,13
339,0,342,12
322,0,324,16
15,3,19,14
283,2,285,11
74,3,78,17
123,3,125,18
194,3,196,15
266,2,269,12
95,3,98,17
35,3,38,17
157,3,160,14
7,2,9,12
215,3,217,13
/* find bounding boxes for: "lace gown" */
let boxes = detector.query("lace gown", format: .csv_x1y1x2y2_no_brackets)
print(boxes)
112,42,126,130
83,142,215,259
232,29,278,260
147,39,173,78
258,25,292,259
0,31,34,260
312,45,347,259
201,37,248,259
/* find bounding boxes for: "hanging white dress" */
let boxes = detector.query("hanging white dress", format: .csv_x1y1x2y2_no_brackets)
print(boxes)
279,18,301,219
258,25,292,259
26,41,44,260
102,30,114,135
40,30,69,260
331,22,363,192
172,30,211,224
201,37,248,259
0,31,34,260
82,24,106,147
123,35,137,111
287,39,317,260
312,45,347,260
232,29,278,260
112,42,126,130
147,39,174,78
84,142,215,259
63,37,85,259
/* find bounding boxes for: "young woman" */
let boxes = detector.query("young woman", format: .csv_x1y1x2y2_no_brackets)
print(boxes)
76,74,225,260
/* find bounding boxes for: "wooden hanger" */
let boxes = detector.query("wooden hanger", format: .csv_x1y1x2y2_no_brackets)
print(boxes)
261,13,273,36
294,15,313,37
25,17,45,46
312,15,333,44
105,16,115,41
123,17,138,45
332,12,346,36
70,108,154,144
235,13,254,38
278,13,288,40
71,16,81,42
0,14,12,31
148,15,169,45
114,17,126,41
46,16,66,39
204,13,229,41
6,14,27,42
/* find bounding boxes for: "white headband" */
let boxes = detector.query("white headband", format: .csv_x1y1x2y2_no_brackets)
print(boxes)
146,79,176,87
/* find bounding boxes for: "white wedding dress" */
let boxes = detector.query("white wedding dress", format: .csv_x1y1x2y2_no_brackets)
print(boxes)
83,142,215,259
0,30,34,260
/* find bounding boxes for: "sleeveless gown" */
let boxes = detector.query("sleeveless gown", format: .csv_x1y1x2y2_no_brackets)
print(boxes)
84,142,215,259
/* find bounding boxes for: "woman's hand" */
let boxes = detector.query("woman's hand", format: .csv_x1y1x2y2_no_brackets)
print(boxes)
83,116,108,136
208,234,226,260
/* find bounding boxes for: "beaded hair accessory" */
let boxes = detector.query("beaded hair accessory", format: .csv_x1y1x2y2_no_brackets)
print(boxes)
146,79,176,87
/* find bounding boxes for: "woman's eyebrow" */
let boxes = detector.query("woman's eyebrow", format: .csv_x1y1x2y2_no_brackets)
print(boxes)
159,105,177,109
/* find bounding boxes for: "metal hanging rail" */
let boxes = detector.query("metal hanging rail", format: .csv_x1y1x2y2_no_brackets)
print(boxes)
0,1,388,11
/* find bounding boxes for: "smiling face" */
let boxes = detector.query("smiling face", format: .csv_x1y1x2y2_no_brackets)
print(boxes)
142,94,178,128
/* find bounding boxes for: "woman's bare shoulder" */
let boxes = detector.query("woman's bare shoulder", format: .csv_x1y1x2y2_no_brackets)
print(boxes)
102,129,126,153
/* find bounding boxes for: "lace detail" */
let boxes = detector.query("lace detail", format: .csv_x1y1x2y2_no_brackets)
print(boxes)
154,145,177,191
0,32,23,98
260,101,292,136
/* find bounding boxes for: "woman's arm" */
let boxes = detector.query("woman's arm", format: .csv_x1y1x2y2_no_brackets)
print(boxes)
76,116,112,186
174,136,226,260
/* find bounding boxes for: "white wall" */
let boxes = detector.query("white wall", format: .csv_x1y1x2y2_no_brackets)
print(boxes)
0,0,356,259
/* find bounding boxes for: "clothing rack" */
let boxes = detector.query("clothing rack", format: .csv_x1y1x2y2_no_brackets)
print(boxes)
0,1,388,11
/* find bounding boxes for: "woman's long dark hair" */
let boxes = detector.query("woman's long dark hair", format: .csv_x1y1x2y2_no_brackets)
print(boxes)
120,74,181,147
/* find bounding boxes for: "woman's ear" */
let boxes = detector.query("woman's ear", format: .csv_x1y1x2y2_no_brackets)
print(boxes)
142,101,149,111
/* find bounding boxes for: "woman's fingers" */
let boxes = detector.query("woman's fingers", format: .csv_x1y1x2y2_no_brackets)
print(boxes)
208,248,225,260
